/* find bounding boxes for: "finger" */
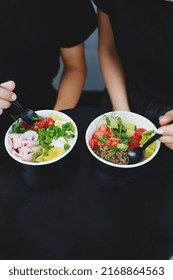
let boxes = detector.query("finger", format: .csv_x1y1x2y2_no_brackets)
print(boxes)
159,135,173,144
0,84,17,101
0,108,3,115
0,80,16,91
158,123,173,135
164,143,173,150
159,110,173,125
0,99,13,109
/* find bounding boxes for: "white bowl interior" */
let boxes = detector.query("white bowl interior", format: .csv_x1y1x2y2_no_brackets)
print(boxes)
85,111,161,168
5,110,78,166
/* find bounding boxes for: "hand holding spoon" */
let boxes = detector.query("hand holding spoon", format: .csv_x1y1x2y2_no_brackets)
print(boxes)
127,129,163,164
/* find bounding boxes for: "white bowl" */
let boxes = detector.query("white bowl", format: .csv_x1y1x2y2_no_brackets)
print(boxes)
5,110,78,166
85,111,161,169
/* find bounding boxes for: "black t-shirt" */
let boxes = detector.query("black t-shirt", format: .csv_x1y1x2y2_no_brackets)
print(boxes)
0,0,97,108
93,0,173,104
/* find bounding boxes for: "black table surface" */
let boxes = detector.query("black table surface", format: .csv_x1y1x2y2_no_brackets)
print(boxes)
0,107,173,260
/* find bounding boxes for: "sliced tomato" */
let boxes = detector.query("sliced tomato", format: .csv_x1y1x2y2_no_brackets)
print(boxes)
128,135,141,150
93,131,102,139
107,136,119,147
128,142,137,151
99,124,108,132
44,117,55,128
33,120,46,130
33,117,55,130
135,128,146,138
131,135,141,142
89,138,99,149
93,130,106,139
110,140,120,147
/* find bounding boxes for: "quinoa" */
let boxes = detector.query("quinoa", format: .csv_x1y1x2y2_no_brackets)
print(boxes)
93,145,129,165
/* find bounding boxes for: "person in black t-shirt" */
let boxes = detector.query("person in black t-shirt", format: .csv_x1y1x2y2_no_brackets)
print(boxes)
93,0,173,150
0,0,97,134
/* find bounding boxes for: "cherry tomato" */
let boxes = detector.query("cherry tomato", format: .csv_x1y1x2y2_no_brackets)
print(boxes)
128,135,141,150
135,128,146,138
44,117,55,128
33,117,55,130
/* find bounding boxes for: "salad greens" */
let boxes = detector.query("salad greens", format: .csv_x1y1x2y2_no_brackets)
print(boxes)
105,114,130,144
8,113,76,163
89,112,156,165
37,122,75,152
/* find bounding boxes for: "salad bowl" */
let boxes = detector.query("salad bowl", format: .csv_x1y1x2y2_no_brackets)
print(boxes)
4,110,78,171
85,111,161,176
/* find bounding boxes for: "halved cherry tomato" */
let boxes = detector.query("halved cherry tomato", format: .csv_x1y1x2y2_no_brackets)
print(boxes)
33,117,55,130
135,128,146,138
44,117,55,128
128,135,141,150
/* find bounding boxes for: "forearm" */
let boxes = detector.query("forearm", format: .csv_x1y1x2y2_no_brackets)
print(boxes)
53,44,86,111
99,48,130,111
53,67,86,111
98,10,130,111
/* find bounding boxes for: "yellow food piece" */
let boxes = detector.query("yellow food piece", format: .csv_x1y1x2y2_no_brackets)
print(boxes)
43,147,64,161
56,121,61,127
126,129,135,137
124,121,136,130
143,146,155,160
35,155,43,162
49,113,62,121
140,135,156,160
147,141,156,150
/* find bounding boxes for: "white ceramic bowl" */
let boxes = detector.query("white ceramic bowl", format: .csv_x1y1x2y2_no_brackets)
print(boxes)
85,111,161,169
5,110,78,166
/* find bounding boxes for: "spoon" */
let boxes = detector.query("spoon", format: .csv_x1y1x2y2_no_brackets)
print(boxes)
13,100,38,125
127,129,164,164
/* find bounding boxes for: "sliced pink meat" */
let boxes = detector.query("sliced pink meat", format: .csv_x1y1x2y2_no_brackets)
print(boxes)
8,131,41,162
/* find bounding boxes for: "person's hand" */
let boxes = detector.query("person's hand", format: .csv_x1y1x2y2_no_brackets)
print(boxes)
159,110,173,150
0,81,16,115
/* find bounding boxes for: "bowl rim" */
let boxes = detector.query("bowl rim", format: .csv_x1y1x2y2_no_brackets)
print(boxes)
4,109,78,166
85,111,161,169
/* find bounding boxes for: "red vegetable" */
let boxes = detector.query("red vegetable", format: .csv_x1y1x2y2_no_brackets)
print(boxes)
134,128,146,138
89,138,99,149
33,117,55,130
89,124,119,149
128,128,147,150
20,122,32,130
